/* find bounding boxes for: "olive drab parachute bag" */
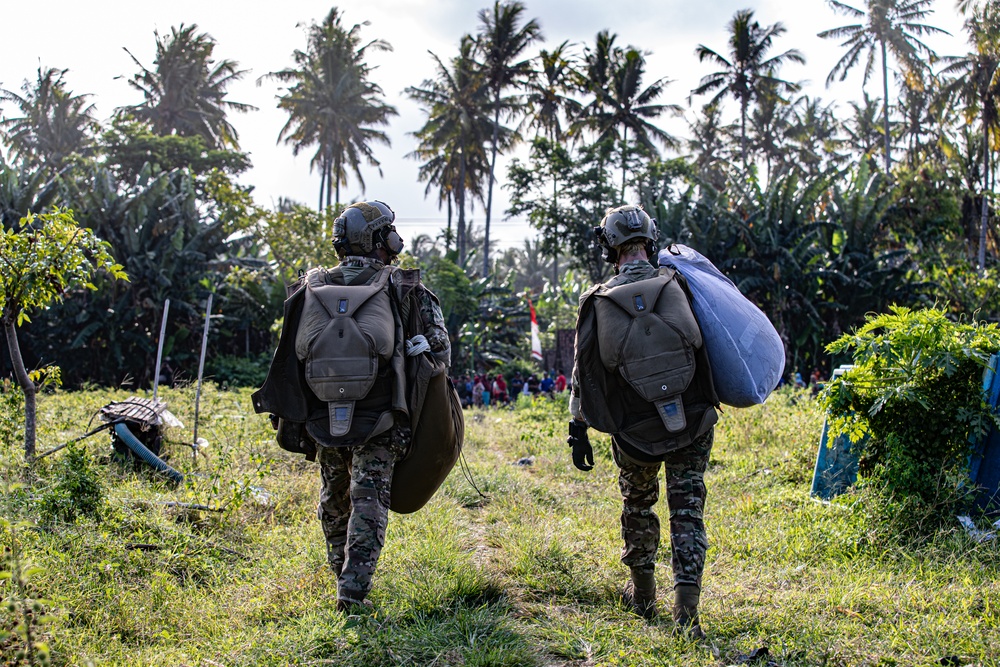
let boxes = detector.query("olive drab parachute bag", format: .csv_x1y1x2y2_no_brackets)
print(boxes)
389,270,463,514
575,267,719,457
657,244,784,407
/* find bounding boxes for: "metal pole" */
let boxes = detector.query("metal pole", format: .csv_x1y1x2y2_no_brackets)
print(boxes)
192,294,213,448
152,299,170,404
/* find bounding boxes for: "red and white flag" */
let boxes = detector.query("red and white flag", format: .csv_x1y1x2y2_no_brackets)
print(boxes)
529,298,543,362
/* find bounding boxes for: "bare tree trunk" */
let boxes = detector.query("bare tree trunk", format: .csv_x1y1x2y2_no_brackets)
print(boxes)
4,320,36,461
326,153,334,210
881,40,892,175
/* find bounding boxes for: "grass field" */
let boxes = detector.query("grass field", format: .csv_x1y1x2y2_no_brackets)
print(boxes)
1,385,998,666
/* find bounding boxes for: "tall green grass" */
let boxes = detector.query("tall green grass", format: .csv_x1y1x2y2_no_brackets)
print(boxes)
1,386,997,666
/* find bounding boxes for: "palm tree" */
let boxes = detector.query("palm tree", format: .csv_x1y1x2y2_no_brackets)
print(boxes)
265,9,397,210
896,70,945,167
818,0,948,174
748,75,796,179
844,92,885,169
785,96,845,176
522,41,581,142
121,24,255,150
692,9,805,169
687,102,734,190
0,67,97,172
941,3,1000,272
406,36,493,268
597,48,681,200
574,35,679,200
474,0,543,277
521,41,581,284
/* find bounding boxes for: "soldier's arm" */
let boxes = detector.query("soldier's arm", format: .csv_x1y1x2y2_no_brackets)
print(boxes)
413,285,452,369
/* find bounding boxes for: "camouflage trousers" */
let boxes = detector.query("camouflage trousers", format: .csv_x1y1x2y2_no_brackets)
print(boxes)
317,423,410,603
612,428,714,588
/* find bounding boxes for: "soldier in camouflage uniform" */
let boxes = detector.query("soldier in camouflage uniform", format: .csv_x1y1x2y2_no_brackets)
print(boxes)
315,200,450,611
569,204,718,638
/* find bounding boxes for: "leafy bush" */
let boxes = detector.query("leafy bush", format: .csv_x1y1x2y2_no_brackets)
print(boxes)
36,443,103,524
822,306,1000,529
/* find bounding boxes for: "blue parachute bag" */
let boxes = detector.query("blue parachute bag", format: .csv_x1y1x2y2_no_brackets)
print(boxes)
657,244,784,407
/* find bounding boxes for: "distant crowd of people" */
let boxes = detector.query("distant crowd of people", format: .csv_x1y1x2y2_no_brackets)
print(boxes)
452,370,568,408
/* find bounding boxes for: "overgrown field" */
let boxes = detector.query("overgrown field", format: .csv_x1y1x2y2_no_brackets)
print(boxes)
1,386,998,666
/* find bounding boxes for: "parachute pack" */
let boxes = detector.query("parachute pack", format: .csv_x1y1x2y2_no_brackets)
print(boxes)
295,267,397,439
657,245,784,407
575,267,719,457
252,265,463,514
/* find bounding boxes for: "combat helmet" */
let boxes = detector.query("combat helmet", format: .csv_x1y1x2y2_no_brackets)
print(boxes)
594,204,659,265
332,200,404,258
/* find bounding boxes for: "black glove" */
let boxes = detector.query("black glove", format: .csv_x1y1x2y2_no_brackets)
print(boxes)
568,419,594,471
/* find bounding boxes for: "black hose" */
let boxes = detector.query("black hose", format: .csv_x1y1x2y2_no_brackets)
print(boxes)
114,423,184,484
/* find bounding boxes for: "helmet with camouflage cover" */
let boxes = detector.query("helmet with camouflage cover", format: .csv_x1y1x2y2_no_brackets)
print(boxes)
594,204,659,265
332,200,405,258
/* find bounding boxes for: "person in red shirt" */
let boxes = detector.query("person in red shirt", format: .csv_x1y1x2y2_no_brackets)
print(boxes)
554,371,567,392
493,374,508,404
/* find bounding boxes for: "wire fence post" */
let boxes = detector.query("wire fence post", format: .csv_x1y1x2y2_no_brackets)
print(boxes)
192,294,213,451
152,299,170,404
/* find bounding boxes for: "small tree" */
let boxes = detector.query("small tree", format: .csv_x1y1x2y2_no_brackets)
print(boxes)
0,210,127,461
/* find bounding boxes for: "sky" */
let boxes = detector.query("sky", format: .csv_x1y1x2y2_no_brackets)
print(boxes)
0,0,970,251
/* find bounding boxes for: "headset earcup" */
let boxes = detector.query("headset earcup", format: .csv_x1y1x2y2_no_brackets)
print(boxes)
385,230,404,255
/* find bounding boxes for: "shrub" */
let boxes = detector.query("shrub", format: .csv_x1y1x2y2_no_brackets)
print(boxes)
821,305,1000,530
36,443,103,524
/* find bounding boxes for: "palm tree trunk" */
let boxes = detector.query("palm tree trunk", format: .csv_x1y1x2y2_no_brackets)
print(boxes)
741,98,749,170
446,194,453,255
327,153,335,210
4,320,36,461
334,154,342,207
980,120,990,274
458,150,468,267
620,126,628,201
318,161,326,213
881,39,892,175
484,100,502,277
552,175,559,286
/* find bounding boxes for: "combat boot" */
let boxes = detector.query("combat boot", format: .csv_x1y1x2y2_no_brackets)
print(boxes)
336,596,374,613
672,584,705,639
621,566,657,619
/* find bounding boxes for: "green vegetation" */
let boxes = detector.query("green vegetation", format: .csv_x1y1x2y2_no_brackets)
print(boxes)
823,306,1000,534
2,386,997,666
6,2,1000,380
